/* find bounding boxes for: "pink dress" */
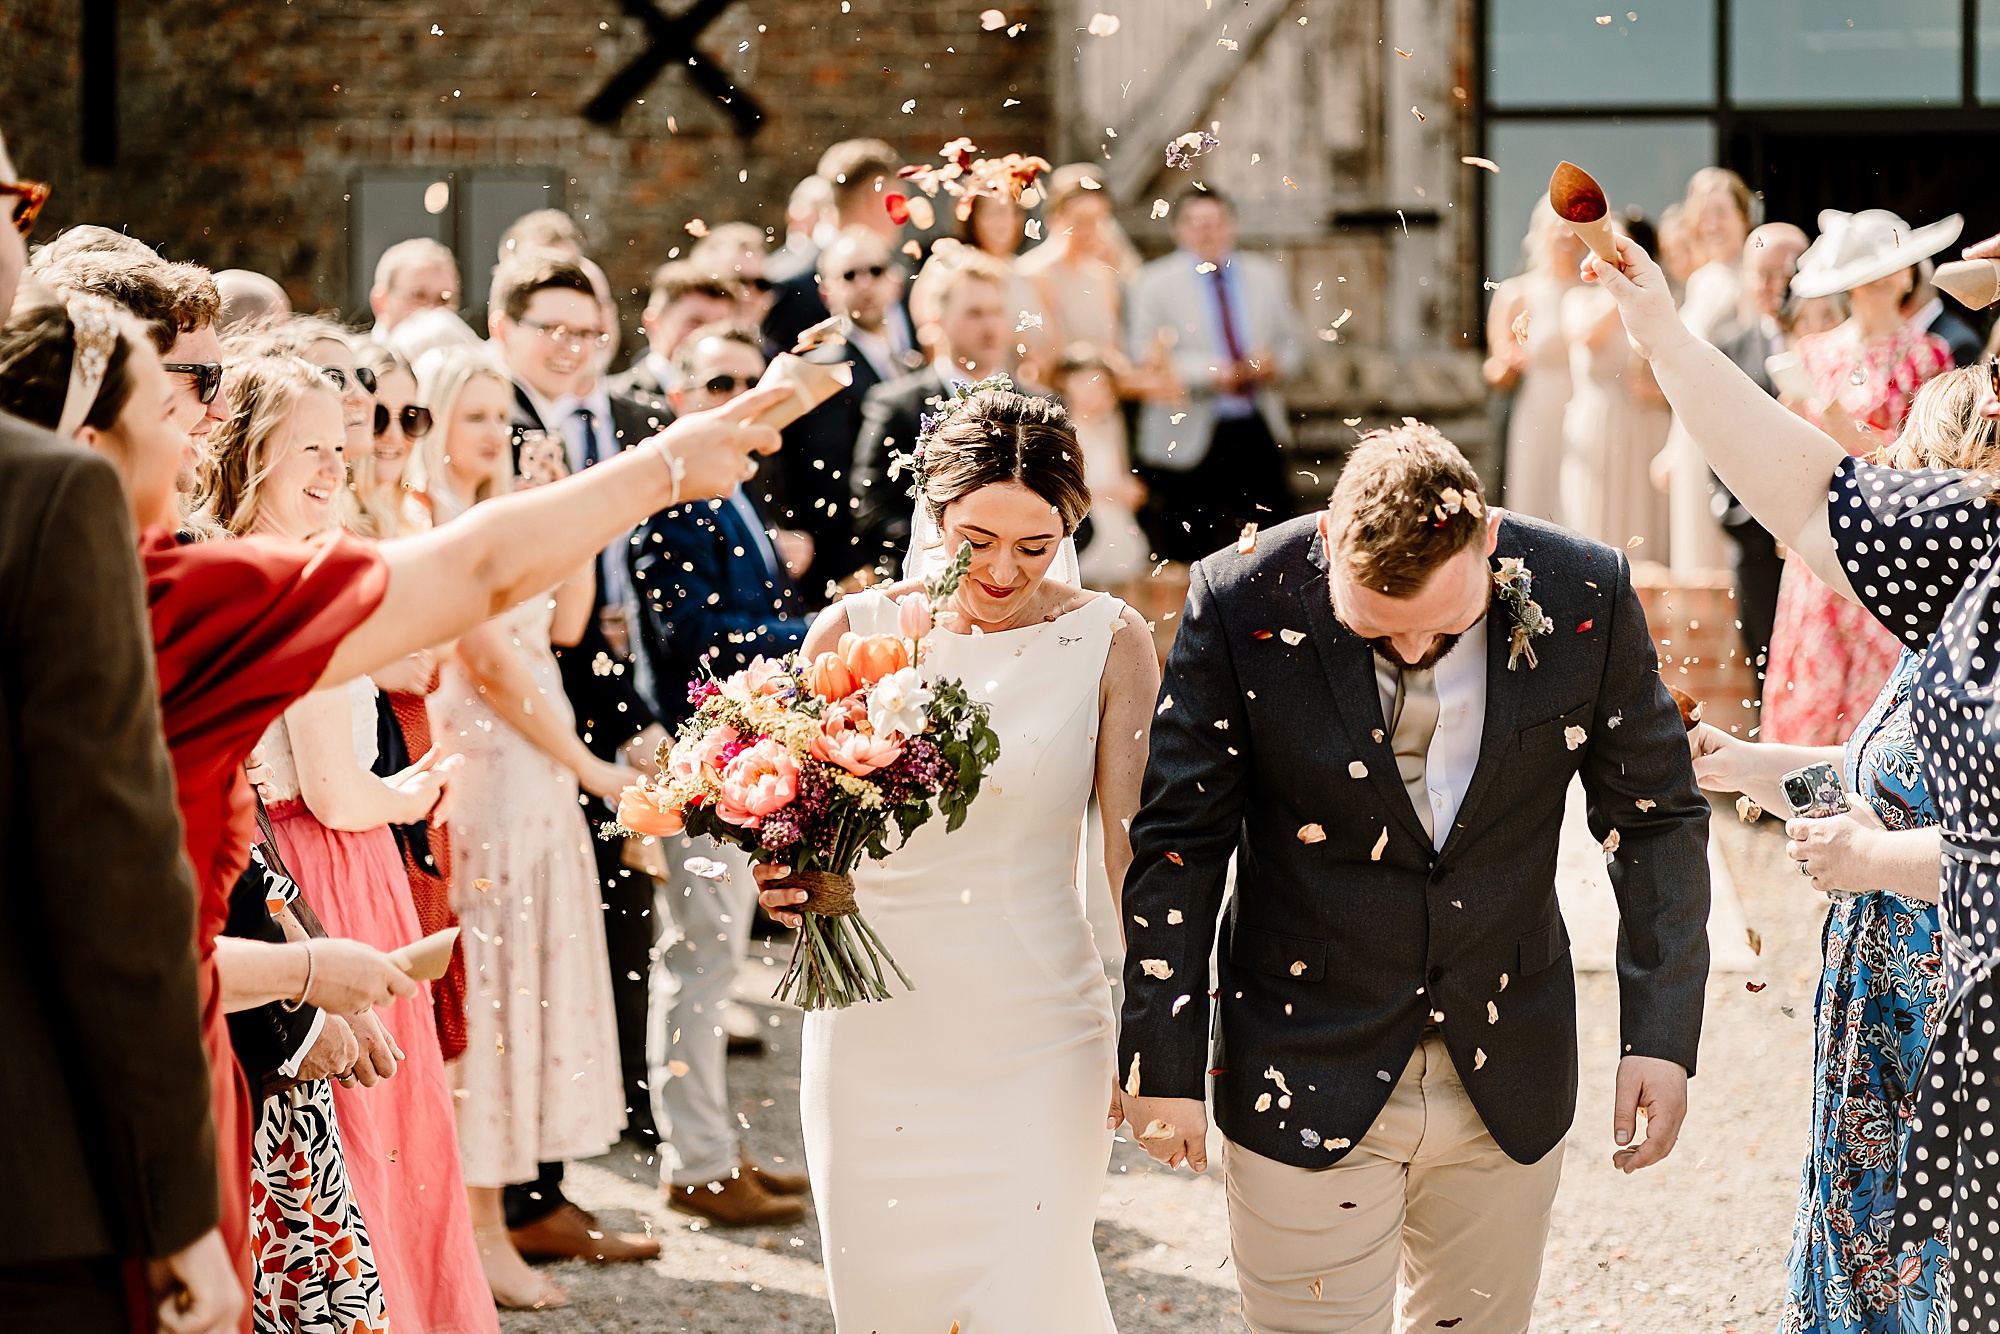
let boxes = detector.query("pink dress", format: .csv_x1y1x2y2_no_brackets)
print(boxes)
1760,323,1951,745
261,681,499,1334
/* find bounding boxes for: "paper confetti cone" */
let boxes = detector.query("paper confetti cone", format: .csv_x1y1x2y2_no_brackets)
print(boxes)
1548,160,1618,264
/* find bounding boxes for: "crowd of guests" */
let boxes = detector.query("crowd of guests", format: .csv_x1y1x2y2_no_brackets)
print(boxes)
1486,167,1987,756
0,124,1309,1334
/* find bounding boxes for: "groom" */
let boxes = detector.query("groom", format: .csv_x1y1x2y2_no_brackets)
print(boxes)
1117,422,1709,1331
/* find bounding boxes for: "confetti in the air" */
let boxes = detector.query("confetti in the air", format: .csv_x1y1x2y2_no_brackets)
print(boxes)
1564,725,1587,751
901,99,916,113
1737,794,1763,822
1087,11,1121,35
980,8,1006,28
685,218,708,237
1298,823,1326,843
1217,37,1239,50
1370,827,1389,860
1151,198,1171,219
1394,47,1412,58
1411,106,1426,121
1461,155,1499,173
1166,130,1219,170
1596,14,1612,23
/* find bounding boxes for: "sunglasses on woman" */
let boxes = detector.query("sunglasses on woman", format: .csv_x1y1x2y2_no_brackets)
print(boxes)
373,403,434,439
319,364,378,395
0,178,51,237
161,361,224,405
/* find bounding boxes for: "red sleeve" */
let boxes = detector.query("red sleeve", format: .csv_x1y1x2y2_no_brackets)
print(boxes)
145,529,389,787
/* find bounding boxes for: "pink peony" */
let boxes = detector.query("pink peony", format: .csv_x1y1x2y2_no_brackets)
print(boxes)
672,724,739,783
810,702,906,776
744,656,793,696
896,593,934,640
715,738,800,828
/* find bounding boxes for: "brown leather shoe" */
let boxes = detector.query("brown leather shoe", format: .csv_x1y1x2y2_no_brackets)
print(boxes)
666,1169,806,1227
509,1201,662,1263
743,1152,809,1196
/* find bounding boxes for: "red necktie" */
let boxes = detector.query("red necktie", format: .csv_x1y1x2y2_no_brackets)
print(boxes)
1210,265,1246,364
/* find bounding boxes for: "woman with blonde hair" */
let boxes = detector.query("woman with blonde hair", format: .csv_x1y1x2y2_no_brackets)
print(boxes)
195,352,500,1333
415,345,513,521
1676,365,1987,1333
1486,197,1581,522
350,343,433,540
423,344,641,1308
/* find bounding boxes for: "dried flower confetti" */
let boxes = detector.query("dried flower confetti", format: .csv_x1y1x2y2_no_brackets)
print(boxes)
1511,311,1531,344
1461,155,1499,173
1746,927,1762,956
1151,198,1171,219
1171,993,1192,1015
1289,960,1308,976
1238,522,1259,553
1601,828,1620,862
1737,794,1762,822
1310,1277,1325,1299
685,218,709,238
1473,1048,1487,1070
1280,629,1306,646
1635,798,1655,811
1746,981,1767,993
980,8,1006,28
1087,11,1121,35
1125,1052,1142,1097
1564,725,1587,750
1140,959,1174,979
1411,106,1426,122
1136,1118,1175,1140
905,194,935,229
1487,1000,1499,1024
473,878,493,892
1348,761,1368,779
1167,909,1184,924
1298,823,1326,844
1165,851,1184,865
1370,827,1388,860
1131,915,1149,928
1255,1092,1273,1112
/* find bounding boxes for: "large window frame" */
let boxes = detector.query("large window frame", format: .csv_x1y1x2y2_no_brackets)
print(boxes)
1475,0,1996,294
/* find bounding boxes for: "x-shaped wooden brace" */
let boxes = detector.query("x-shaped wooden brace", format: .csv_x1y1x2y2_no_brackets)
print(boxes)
585,0,766,137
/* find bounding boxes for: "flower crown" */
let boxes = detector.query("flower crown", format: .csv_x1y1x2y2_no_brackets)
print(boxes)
889,371,1016,500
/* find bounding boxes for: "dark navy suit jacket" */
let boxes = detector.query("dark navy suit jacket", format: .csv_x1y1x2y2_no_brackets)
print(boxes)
628,490,812,732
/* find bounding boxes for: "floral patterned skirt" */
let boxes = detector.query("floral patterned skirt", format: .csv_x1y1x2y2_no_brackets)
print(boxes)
251,1080,391,1333
1779,891,1947,1334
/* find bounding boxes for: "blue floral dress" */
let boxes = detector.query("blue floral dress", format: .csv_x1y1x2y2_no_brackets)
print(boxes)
1780,651,1948,1333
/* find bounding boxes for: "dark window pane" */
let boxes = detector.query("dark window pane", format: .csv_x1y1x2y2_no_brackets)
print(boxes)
349,175,449,318
1980,0,2000,102
1731,0,1962,107
1489,0,1715,107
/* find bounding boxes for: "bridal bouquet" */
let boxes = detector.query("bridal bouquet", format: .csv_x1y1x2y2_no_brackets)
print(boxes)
609,545,1000,1010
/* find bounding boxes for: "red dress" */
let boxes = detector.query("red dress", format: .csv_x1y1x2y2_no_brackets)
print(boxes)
144,529,388,1324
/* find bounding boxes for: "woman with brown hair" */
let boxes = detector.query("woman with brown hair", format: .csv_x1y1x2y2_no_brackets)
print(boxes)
0,285,784,1325
755,387,1160,1330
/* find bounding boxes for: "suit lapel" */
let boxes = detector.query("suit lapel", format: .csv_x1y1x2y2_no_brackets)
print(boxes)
1303,536,1433,851
1436,520,1532,862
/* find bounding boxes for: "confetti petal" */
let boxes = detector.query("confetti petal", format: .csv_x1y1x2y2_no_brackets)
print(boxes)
1171,993,1192,1015
1165,851,1184,865
1151,198,1171,219
1635,798,1656,811
980,7,1006,28
1140,958,1174,979
1746,927,1763,956
1746,981,1767,993
1473,1047,1487,1070
1737,794,1763,822
1087,11,1121,35
1237,522,1259,553
1298,823,1327,844
1280,629,1306,646
1125,1052,1142,1097
1563,725,1587,751
1255,1092,1273,1112
1461,155,1499,173
1136,1118,1175,1140
685,218,709,238
1166,909,1183,924
1370,827,1388,860
905,194,936,229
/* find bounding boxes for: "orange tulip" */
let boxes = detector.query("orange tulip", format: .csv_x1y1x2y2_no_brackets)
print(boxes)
617,781,685,838
840,632,911,687
807,650,861,701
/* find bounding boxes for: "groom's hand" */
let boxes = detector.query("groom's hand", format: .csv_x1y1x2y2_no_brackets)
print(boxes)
1117,1091,1210,1173
1611,1055,1688,1173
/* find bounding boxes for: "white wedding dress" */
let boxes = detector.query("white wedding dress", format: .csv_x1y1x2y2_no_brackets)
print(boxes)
801,584,1123,1333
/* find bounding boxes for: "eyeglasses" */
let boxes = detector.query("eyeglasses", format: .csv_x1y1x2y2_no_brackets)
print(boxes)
318,364,378,395
0,179,51,238
518,319,614,351
698,373,757,395
839,264,890,283
374,403,434,439
161,361,223,405
1986,357,2000,402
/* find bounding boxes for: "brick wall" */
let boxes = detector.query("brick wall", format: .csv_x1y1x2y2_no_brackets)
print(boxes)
3,0,1052,330
1633,563,1761,741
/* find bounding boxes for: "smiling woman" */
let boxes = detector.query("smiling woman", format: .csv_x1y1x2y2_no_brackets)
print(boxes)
189,354,347,539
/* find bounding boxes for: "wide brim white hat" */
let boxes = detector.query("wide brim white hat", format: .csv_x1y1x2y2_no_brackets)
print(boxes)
1790,208,1963,299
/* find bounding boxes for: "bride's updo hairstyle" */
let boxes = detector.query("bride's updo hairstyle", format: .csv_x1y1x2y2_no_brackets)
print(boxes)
919,389,1092,536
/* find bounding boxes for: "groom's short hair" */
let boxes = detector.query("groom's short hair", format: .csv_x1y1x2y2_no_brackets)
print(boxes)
1327,420,1487,599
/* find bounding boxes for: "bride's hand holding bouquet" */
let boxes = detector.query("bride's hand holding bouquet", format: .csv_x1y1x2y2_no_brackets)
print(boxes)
609,544,1000,1010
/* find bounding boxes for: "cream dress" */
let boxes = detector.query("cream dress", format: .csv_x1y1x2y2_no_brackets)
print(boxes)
430,593,626,1186
1500,271,1575,523
801,588,1123,1333
1560,283,1670,551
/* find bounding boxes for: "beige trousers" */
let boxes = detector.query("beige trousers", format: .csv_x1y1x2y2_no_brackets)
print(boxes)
1224,1032,1563,1333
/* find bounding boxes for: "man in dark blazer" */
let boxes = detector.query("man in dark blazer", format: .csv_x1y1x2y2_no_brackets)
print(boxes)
0,419,236,1329
0,130,237,1333
763,138,906,355
628,326,813,1228
849,249,1017,579
779,227,920,601
1116,423,1709,1331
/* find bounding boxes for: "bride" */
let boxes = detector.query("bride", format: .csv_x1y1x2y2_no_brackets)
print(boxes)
755,386,1159,1329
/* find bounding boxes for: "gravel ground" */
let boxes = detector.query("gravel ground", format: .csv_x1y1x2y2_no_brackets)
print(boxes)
502,800,1820,1333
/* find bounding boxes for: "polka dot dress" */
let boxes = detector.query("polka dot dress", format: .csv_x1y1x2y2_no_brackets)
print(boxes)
1832,455,2000,1327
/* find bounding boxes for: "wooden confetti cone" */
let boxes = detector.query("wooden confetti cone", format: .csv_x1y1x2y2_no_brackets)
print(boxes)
1547,160,1618,265
748,353,855,431
386,925,459,981
1934,258,2000,310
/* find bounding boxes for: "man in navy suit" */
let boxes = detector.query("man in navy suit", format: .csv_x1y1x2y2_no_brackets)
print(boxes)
629,324,813,1227
778,227,918,602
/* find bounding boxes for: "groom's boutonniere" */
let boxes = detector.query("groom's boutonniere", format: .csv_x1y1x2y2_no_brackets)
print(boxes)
1493,556,1553,671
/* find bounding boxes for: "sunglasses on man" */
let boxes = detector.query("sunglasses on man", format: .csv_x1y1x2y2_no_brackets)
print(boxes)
839,264,890,283
0,178,51,238
319,364,378,395
699,373,757,396
161,361,224,405
374,403,434,439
